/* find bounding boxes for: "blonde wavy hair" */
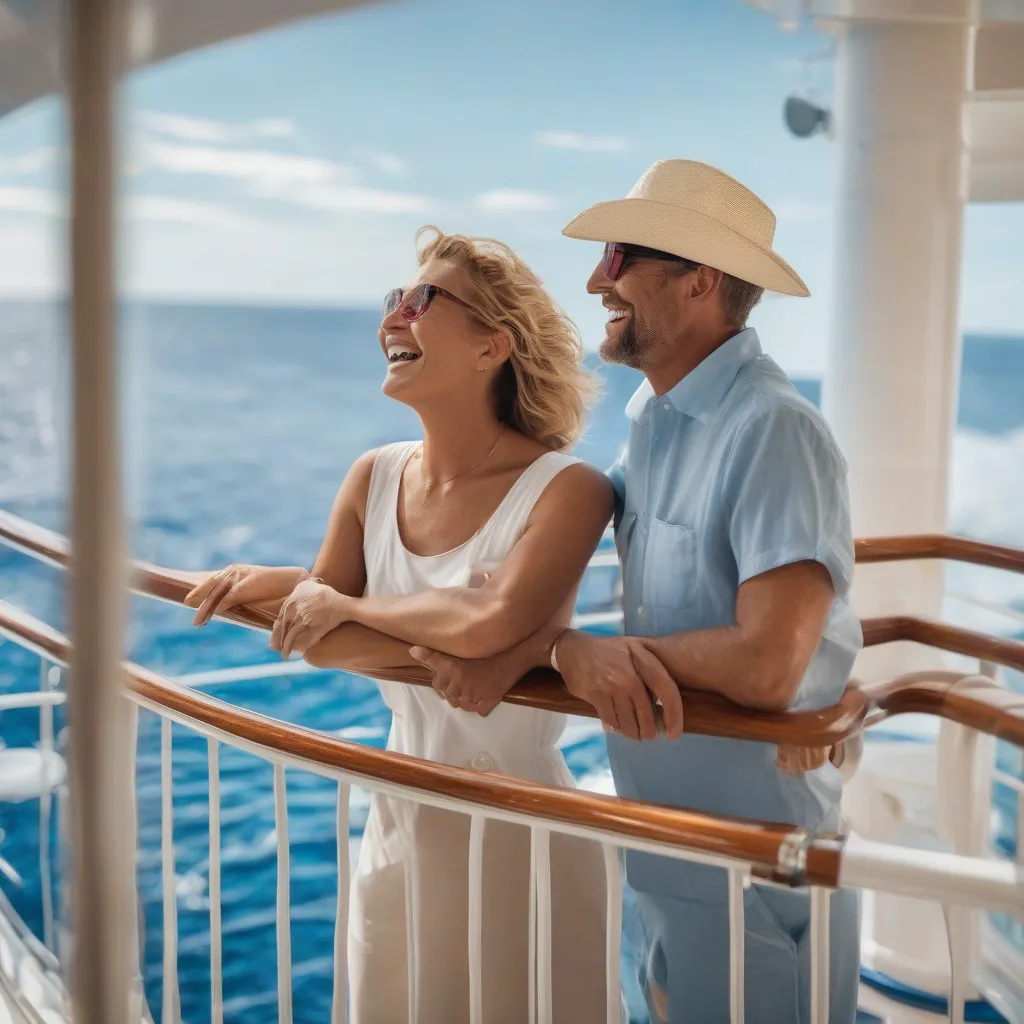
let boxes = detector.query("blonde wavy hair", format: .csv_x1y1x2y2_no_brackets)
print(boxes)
415,226,598,452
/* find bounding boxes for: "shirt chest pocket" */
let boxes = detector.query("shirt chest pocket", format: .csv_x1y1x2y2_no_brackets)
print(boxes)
647,517,699,612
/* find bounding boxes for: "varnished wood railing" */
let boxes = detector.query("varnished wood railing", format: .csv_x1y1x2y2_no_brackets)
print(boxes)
0,599,847,887
855,533,1024,575
2,509,1023,748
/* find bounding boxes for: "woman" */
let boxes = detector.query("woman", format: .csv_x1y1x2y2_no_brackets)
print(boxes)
185,227,616,1022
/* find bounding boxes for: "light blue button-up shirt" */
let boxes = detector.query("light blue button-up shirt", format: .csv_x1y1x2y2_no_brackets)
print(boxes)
605,327,862,900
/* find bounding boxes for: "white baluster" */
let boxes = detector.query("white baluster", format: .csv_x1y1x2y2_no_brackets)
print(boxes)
332,781,351,1024
532,827,552,1024
529,824,537,1024
810,887,831,1024
468,814,485,1024
602,844,622,1024
208,739,223,1024
161,717,180,1024
404,822,420,1023
274,763,293,1024
727,868,746,1023
126,700,143,1019
1017,786,1024,870
38,658,54,951
943,904,969,1024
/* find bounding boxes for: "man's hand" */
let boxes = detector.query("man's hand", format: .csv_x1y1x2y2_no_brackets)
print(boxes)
408,645,522,716
555,632,684,741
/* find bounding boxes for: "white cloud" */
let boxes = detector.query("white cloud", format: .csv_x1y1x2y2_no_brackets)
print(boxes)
0,186,252,228
534,130,627,153
290,183,432,215
135,138,433,216
0,147,59,176
125,195,247,226
139,139,344,188
363,150,409,177
473,189,557,212
0,186,61,216
135,111,296,145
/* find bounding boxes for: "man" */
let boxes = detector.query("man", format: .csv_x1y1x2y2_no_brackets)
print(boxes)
410,160,862,1022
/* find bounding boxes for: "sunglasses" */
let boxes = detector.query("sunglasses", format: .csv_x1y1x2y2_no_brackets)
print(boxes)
602,242,700,281
383,283,478,323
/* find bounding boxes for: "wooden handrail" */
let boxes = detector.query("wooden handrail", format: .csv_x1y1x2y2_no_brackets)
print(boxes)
0,599,846,888
856,534,1024,575
0,509,867,746
860,671,1024,749
2,509,1023,746
862,615,1024,674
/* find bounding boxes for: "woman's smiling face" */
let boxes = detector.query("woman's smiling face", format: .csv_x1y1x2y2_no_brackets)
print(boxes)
379,257,495,408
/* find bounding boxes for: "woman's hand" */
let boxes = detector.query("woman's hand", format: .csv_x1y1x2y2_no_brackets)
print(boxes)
408,645,524,716
270,578,352,659
184,565,308,627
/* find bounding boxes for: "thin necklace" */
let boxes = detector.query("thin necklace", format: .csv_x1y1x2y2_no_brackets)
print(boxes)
419,423,505,493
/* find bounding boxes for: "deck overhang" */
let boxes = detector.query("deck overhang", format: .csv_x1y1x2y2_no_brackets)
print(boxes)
748,0,1024,202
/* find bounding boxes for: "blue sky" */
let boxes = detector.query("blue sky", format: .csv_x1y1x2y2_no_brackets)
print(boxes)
0,0,1020,375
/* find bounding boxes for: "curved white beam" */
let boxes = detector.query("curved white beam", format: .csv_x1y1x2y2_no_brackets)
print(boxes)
0,0,388,119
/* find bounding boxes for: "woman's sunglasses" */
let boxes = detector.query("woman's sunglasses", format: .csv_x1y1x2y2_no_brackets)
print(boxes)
602,241,700,281
383,283,478,323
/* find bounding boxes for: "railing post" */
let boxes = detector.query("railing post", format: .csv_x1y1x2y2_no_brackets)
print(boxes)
332,781,351,1024
467,814,485,1024
208,739,223,1024
727,868,746,1023
38,659,56,952
274,763,293,1024
531,827,553,1024
809,887,831,1024
602,844,623,1024
160,717,180,1024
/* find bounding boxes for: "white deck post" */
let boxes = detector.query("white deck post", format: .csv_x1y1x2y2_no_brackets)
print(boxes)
820,1,973,681
66,0,134,1021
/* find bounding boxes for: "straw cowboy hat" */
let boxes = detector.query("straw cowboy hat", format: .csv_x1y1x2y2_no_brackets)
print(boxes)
562,159,809,297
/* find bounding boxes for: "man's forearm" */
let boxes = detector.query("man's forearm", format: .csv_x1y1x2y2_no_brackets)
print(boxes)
547,621,791,711
637,625,794,710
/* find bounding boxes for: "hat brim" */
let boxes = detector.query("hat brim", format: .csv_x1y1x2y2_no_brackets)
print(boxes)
562,197,809,297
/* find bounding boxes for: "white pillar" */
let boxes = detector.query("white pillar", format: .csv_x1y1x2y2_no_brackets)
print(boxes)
67,1,134,1021
821,13,972,681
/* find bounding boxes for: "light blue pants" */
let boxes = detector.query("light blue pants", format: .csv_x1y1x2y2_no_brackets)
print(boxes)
634,883,861,1023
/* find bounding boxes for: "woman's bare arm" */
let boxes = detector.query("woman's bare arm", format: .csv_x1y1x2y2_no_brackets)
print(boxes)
307,463,614,661
304,622,433,679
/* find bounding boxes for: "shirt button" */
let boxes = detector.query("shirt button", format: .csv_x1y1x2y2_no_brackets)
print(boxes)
471,752,495,771
637,605,644,616
663,403,670,411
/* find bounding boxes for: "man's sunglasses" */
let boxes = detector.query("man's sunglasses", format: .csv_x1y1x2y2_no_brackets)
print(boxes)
602,241,700,281
383,283,478,323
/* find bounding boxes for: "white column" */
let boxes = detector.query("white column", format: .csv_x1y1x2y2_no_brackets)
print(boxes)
822,12,972,680
66,0,133,1022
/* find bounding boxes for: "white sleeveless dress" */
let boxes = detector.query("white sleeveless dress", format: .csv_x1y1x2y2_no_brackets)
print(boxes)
348,441,610,1023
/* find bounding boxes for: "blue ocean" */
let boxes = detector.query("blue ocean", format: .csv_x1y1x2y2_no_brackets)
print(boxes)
1,301,1022,1022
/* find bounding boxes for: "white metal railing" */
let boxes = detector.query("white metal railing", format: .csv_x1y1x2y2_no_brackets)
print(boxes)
2,615,1023,1024
2,518,1024,1022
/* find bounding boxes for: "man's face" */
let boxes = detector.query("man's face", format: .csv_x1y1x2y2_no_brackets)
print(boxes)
585,251,698,371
